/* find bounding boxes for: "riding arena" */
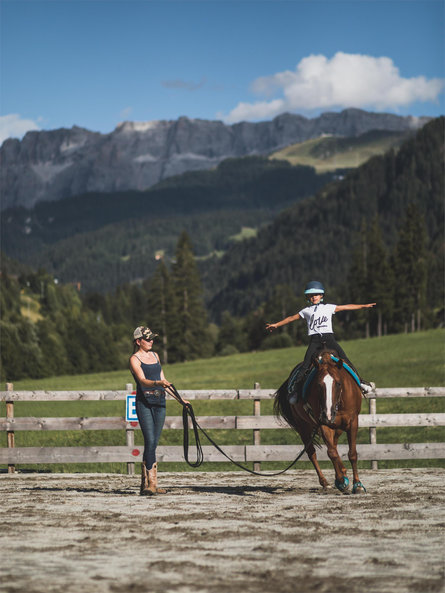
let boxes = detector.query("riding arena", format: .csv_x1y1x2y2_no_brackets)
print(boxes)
1,383,444,593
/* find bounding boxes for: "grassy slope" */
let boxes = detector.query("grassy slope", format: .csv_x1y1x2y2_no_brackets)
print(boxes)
270,131,408,172
2,330,444,473
10,328,444,391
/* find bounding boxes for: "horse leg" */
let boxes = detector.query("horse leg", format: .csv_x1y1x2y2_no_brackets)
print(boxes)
307,448,331,490
347,418,366,494
321,428,350,492
299,426,330,489
334,430,348,479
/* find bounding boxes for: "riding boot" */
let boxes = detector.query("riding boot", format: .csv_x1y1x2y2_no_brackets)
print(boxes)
289,381,300,405
360,379,375,394
149,462,166,494
140,461,157,496
290,370,309,404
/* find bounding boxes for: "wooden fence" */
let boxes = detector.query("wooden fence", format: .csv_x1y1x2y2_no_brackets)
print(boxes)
1,384,444,474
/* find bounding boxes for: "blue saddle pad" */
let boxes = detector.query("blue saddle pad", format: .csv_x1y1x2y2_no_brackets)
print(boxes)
329,355,361,387
302,368,317,401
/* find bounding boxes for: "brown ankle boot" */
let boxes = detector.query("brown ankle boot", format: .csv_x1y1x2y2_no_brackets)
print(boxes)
140,462,156,496
150,462,166,494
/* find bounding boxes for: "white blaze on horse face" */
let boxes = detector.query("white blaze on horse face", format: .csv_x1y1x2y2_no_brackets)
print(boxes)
323,374,334,421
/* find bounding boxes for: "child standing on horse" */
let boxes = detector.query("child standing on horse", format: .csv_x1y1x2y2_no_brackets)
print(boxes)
266,281,376,395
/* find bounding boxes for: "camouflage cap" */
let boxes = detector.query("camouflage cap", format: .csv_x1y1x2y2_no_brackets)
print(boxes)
133,326,158,341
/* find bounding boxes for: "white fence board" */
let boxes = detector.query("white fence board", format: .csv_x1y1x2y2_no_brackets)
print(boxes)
1,387,444,467
0,391,129,402
1,442,444,465
358,413,445,427
0,445,247,464
245,443,445,462
0,416,237,431
4,413,443,432
2,387,445,403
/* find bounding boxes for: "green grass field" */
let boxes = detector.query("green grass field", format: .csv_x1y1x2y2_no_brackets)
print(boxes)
9,328,445,391
1,329,444,473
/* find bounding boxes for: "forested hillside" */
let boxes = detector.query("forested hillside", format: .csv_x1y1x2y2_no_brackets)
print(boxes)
2,157,334,292
1,119,442,382
1,233,216,380
204,118,444,326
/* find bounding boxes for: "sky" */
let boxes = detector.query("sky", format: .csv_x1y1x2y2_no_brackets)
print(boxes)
1,0,444,144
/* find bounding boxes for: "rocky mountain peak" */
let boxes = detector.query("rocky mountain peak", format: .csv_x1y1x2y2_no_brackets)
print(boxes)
0,109,430,210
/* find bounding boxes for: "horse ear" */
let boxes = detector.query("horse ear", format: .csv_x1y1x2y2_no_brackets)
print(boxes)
336,359,344,369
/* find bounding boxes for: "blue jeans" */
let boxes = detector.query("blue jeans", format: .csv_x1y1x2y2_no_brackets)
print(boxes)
136,397,166,469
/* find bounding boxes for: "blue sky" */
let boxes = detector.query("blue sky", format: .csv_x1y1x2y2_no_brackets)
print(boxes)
1,0,444,143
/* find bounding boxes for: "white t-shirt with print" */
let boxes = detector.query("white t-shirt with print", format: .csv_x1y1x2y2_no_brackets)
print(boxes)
298,303,337,336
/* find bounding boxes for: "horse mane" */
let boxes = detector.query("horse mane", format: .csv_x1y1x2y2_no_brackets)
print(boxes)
315,348,340,366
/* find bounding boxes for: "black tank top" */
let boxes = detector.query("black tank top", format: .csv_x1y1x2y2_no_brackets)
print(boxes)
133,356,166,406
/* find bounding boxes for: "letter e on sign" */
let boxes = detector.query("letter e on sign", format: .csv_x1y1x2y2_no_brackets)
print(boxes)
126,394,138,422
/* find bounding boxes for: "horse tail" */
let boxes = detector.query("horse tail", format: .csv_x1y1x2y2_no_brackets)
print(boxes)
273,370,301,433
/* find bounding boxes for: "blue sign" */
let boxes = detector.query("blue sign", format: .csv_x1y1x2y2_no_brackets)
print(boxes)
126,394,138,422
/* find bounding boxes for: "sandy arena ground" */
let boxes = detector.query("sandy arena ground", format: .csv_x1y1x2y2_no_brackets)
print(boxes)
1,469,444,593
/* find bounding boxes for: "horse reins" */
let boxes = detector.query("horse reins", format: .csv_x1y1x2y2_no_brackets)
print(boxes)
167,384,309,477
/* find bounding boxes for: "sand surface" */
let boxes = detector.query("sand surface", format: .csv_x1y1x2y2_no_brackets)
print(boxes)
1,469,444,593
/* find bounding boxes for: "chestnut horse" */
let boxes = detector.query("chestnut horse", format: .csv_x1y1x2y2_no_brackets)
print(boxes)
274,349,366,493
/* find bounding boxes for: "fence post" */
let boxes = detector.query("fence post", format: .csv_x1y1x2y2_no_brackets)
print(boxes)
6,383,15,474
369,395,378,470
125,383,135,476
253,382,261,472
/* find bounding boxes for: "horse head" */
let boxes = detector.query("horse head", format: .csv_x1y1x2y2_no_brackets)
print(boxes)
313,350,344,425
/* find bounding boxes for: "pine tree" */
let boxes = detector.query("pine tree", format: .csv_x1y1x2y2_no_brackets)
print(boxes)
36,319,70,377
263,284,305,345
264,284,299,330
216,311,247,354
366,218,394,336
145,259,180,364
243,306,268,351
171,231,214,361
393,204,428,332
0,273,21,322
0,321,24,381
346,221,369,337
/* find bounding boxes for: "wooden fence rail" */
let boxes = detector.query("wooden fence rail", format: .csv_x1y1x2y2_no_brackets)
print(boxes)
1,386,444,473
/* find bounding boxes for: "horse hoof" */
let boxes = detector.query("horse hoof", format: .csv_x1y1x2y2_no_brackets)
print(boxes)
335,476,350,492
352,481,367,494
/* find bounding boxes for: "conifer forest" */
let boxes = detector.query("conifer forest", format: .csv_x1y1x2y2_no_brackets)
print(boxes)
1,118,443,381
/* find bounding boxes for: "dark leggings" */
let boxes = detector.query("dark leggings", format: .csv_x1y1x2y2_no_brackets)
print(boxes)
301,333,357,375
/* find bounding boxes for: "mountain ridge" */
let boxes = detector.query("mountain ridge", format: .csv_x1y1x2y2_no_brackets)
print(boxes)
0,108,429,210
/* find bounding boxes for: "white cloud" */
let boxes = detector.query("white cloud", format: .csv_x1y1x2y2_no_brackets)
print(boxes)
221,52,445,123
0,114,41,145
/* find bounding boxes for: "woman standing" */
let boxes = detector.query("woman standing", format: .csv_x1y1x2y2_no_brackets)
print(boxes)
130,326,185,496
